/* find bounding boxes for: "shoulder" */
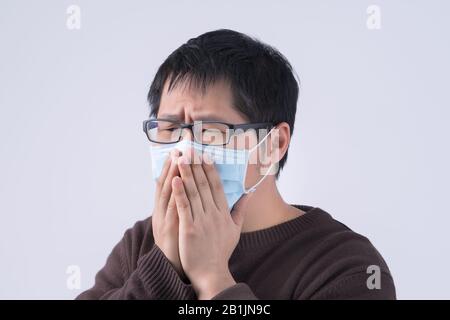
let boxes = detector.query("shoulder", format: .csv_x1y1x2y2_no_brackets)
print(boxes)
295,206,391,271
294,207,396,299
317,211,392,275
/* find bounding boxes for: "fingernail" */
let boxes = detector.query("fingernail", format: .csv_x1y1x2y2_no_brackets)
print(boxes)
203,152,213,165
171,149,179,157
178,156,188,165
193,151,201,165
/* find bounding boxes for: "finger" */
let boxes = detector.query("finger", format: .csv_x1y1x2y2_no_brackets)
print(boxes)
177,154,204,219
166,192,178,223
172,176,194,225
158,150,181,216
190,150,215,212
202,152,229,212
154,154,171,201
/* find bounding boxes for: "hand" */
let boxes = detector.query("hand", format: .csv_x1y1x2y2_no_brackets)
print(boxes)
172,149,249,299
151,149,186,279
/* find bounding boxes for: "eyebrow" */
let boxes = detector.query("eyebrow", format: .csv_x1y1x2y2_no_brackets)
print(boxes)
157,114,231,123
157,114,182,121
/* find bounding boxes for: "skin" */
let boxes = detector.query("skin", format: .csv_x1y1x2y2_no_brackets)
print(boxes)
151,78,305,299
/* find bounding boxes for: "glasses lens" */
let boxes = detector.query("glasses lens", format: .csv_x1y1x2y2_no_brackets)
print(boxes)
147,120,181,143
195,122,230,146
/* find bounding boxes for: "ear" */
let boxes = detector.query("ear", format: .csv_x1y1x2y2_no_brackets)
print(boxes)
256,123,291,175
267,122,290,172
273,122,290,159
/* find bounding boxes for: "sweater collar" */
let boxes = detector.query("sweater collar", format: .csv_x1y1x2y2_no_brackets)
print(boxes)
235,205,331,250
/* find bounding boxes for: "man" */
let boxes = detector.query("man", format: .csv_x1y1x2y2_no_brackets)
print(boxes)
77,29,396,300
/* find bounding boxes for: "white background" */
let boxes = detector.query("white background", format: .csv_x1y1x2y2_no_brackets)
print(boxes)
1,0,449,299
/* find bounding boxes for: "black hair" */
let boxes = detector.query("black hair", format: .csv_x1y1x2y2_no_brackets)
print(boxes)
147,29,299,178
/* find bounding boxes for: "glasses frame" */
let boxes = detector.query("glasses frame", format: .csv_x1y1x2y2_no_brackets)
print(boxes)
143,118,274,146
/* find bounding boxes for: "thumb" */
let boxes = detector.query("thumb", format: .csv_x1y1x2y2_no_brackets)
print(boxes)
231,193,251,228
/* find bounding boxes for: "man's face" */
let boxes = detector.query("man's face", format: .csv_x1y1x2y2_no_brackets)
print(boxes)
156,79,277,189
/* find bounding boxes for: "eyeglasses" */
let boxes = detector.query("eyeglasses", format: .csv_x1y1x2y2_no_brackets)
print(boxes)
143,119,273,146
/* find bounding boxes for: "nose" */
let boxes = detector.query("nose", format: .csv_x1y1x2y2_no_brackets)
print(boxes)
178,127,197,162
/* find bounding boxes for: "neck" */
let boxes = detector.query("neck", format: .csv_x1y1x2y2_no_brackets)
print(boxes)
239,176,304,233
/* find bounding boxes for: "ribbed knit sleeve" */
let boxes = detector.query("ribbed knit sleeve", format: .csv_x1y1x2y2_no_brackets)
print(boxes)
137,245,196,299
76,219,196,300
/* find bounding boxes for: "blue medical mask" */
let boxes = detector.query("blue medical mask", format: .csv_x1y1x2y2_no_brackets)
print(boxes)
149,128,276,211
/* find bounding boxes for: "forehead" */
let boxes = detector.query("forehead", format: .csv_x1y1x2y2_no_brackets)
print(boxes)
157,78,247,123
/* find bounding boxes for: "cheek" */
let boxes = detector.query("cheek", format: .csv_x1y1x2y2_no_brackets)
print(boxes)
244,150,267,188
244,145,274,189
228,132,258,150
244,163,260,190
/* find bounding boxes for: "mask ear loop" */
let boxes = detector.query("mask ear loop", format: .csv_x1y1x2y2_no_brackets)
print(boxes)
242,127,276,194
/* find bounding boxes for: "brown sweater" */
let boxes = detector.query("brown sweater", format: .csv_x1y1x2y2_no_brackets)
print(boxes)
76,205,396,300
